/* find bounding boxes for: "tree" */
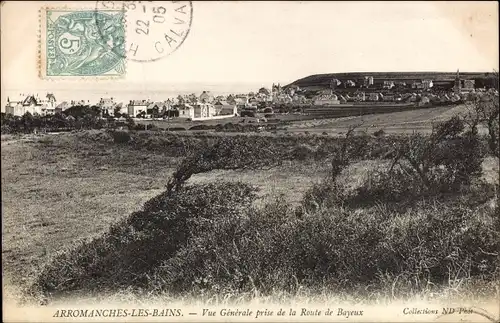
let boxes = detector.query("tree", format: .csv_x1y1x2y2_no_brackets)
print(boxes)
464,92,499,155
21,112,34,132
114,106,122,118
125,115,135,129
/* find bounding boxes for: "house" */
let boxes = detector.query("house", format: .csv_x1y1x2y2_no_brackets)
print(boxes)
363,76,374,87
422,80,434,90
146,101,169,117
330,79,341,89
199,91,214,103
234,95,249,109
128,99,150,117
396,81,407,89
405,93,418,102
99,97,116,116
226,94,237,105
70,99,90,106
313,89,339,105
286,85,300,96
214,100,237,116
383,81,395,90
292,94,307,104
4,93,57,116
177,104,194,119
411,81,426,90
43,93,58,115
274,93,293,104
345,80,356,88
55,101,69,114
193,103,216,119
419,96,431,105
355,92,366,102
368,93,379,102
463,79,475,91
258,87,271,96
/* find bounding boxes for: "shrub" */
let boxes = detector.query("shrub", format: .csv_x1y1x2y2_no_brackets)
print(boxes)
389,117,485,194
240,111,256,118
300,178,347,214
29,182,258,297
291,144,316,161
110,130,131,144
134,124,146,131
373,129,385,137
189,124,215,131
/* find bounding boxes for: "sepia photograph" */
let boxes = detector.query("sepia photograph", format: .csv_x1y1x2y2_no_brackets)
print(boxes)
1,1,499,322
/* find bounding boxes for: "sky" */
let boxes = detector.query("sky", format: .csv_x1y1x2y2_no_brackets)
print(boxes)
1,1,498,108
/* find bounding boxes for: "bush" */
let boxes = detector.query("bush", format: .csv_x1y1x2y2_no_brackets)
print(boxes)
110,130,131,144
290,144,316,161
240,111,256,118
373,129,385,137
389,117,485,194
189,124,215,131
29,182,258,297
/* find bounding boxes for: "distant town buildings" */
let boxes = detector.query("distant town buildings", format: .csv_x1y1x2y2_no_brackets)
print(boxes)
199,91,214,103
422,80,434,89
5,93,57,116
313,89,340,105
368,93,379,102
364,76,374,88
128,100,150,118
99,97,116,116
214,100,238,116
5,70,491,120
383,81,395,90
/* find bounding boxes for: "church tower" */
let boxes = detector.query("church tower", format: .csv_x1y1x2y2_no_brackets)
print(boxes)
454,69,462,93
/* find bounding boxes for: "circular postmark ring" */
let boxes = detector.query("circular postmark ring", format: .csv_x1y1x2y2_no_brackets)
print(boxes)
94,1,193,62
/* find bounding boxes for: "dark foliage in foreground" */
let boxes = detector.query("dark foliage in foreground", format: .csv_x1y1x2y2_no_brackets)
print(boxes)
27,116,500,302
29,182,257,295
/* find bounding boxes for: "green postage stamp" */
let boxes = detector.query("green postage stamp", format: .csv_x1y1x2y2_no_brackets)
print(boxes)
39,7,126,78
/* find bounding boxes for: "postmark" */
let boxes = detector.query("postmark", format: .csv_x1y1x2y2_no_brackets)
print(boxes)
94,1,193,62
39,7,126,78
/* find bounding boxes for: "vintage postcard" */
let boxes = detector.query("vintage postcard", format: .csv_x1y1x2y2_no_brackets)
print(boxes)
1,1,499,322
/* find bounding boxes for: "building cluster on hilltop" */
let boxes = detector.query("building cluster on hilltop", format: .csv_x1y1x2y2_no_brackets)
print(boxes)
305,69,491,106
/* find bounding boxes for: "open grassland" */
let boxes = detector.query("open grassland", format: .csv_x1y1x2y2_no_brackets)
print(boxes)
134,104,485,137
286,104,490,134
1,132,327,290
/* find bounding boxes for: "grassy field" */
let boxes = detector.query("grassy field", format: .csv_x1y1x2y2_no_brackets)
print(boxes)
1,132,328,291
134,104,486,136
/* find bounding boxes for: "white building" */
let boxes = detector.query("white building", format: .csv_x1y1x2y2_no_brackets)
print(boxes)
313,89,340,105
99,97,116,116
177,104,194,119
5,93,57,116
214,100,238,116
128,100,150,117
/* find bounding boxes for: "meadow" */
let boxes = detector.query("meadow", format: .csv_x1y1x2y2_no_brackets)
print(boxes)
2,101,499,307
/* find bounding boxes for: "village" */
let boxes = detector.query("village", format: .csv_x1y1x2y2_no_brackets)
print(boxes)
3,70,496,121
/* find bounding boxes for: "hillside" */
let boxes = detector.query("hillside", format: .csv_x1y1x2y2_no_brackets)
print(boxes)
286,71,496,91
